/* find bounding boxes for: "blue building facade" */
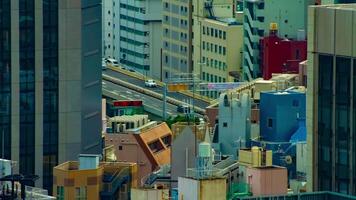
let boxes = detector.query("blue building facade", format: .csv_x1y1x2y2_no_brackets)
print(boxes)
260,91,306,142
253,90,306,179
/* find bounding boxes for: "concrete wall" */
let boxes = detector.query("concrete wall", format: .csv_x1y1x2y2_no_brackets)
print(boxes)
260,91,306,142
171,126,197,188
218,92,251,158
104,133,153,184
102,0,114,58
131,188,169,200
246,167,288,196
178,177,227,200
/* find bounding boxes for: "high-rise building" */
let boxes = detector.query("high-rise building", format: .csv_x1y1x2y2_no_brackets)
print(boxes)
119,0,162,80
0,0,102,192
162,0,192,81
307,4,356,195
242,0,315,81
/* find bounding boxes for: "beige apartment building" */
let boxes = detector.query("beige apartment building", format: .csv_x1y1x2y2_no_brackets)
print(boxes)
162,0,192,80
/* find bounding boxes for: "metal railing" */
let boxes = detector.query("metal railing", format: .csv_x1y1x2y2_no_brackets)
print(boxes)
234,191,356,200
185,168,224,180
102,167,130,193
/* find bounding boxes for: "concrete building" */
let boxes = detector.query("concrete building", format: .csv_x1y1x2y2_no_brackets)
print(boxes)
178,177,227,200
260,91,306,142
307,4,356,195
104,122,172,185
242,0,316,80
53,155,137,200
131,188,169,200
102,0,115,58
177,130,227,200
246,166,288,196
0,0,102,192
198,18,243,86
162,0,192,80
171,124,206,188
119,0,162,79
260,29,307,80
216,92,251,158
192,0,243,85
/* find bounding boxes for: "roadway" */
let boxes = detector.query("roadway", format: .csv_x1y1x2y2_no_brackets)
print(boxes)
103,68,210,110
103,80,180,117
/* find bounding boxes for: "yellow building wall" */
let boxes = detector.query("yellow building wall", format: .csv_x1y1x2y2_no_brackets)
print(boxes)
193,18,243,82
53,166,103,200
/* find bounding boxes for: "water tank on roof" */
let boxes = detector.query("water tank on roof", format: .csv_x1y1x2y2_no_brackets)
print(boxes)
79,154,100,170
199,142,211,158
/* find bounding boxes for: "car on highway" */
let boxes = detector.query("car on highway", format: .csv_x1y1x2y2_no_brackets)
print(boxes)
145,79,157,87
106,58,119,67
177,105,191,113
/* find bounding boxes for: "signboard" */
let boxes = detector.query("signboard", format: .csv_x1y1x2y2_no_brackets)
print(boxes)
113,100,143,107
204,82,247,91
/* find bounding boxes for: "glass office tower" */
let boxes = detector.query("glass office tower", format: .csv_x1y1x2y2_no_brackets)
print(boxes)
307,4,356,195
0,0,102,193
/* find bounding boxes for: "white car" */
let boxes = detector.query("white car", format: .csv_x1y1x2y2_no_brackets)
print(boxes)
106,58,119,67
145,79,157,87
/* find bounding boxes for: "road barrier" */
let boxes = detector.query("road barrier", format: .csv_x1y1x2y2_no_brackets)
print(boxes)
102,74,206,115
107,66,213,104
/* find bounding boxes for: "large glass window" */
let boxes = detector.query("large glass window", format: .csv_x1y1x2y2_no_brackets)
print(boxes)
335,57,351,186
56,186,64,200
75,187,87,200
317,54,333,191
19,0,35,177
43,0,58,193
0,0,11,159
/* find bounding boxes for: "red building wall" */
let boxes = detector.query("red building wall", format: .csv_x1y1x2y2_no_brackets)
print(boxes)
260,35,307,80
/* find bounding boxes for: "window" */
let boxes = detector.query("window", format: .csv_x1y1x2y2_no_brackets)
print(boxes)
223,31,226,39
57,186,64,200
267,118,273,128
164,2,168,8
223,47,226,55
119,145,123,150
296,49,300,60
108,10,111,14
161,135,171,147
202,41,205,50
203,26,206,34
148,140,164,153
223,122,227,127
75,187,86,200
219,30,222,38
